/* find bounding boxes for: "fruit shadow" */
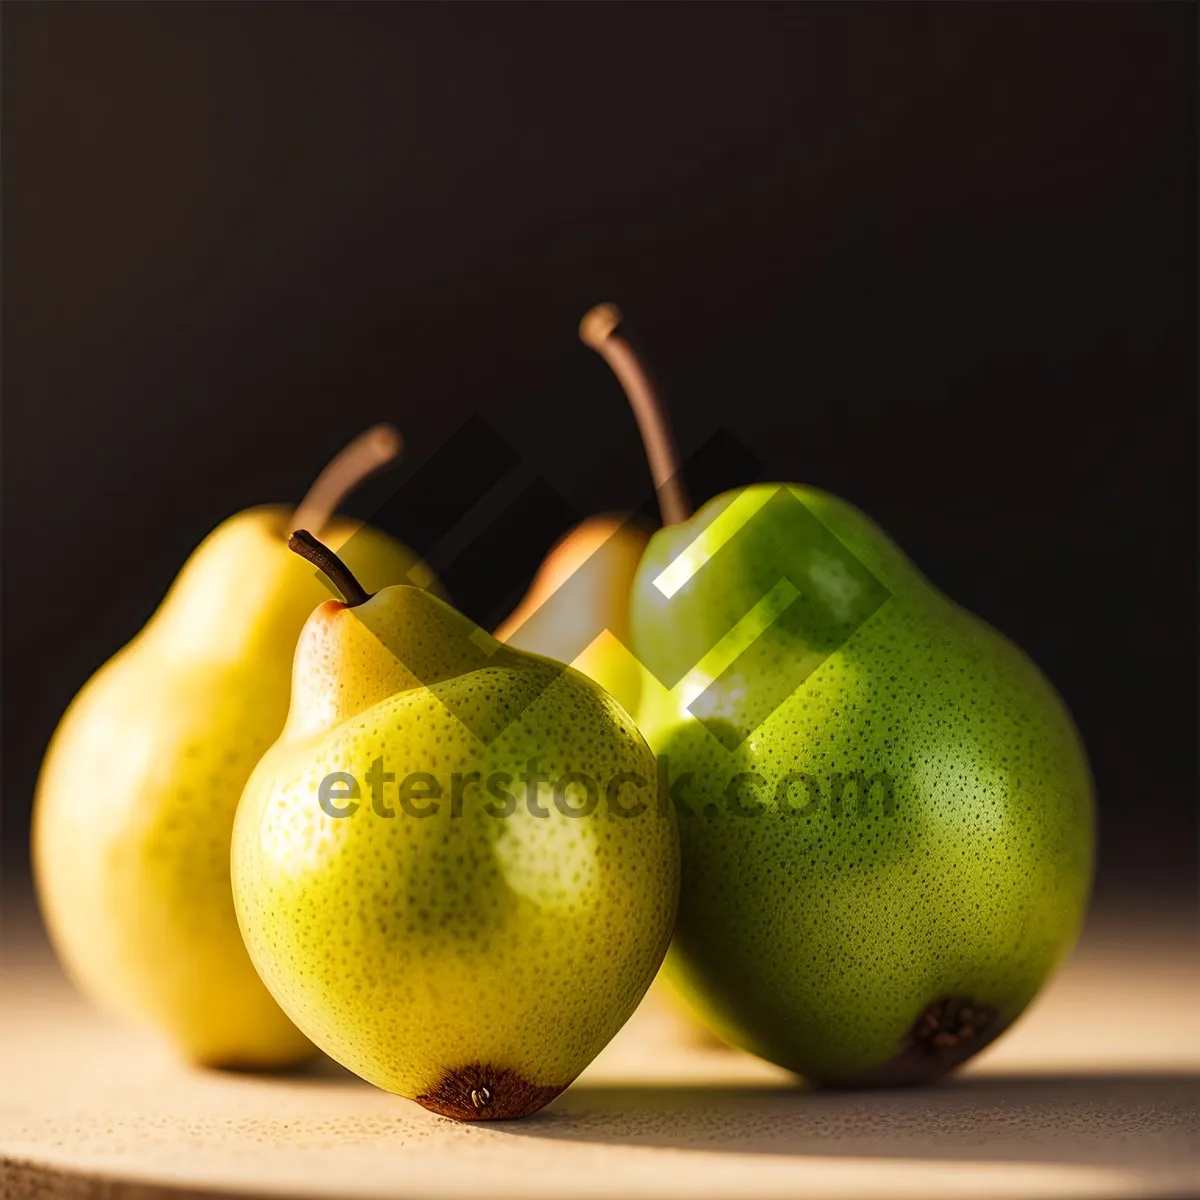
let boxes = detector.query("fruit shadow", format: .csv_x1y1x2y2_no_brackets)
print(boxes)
504,1072,1199,1168
215,1053,364,1083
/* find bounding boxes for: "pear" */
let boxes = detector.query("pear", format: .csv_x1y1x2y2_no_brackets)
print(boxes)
231,532,678,1119
588,305,1095,1086
495,513,650,716
34,427,434,1068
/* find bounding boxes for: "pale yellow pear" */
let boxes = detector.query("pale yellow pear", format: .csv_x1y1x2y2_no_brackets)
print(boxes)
34,427,437,1067
495,513,650,717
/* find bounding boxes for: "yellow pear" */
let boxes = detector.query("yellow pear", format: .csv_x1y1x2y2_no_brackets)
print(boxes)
232,533,678,1118
34,427,437,1068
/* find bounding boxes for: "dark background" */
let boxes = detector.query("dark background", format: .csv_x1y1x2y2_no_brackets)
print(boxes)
3,4,1195,901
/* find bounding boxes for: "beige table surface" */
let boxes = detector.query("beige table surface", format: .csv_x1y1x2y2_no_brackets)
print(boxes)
1,893,1196,1200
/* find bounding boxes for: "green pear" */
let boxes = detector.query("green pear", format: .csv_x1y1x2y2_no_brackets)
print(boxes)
34,427,434,1068
231,532,679,1119
588,305,1095,1085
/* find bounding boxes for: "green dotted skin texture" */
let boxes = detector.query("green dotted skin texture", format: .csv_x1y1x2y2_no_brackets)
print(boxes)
232,589,679,1107
632,484,1094,1085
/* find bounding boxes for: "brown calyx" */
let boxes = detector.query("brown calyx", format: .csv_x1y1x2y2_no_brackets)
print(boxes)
415,1064,567,1121
843,996,1002,1088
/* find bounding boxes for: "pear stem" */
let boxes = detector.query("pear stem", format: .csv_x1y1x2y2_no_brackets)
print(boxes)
291,424,403,537
579,303,692,526
288,529,372,607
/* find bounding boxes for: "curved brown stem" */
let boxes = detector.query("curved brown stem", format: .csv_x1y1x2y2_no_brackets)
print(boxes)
291,424,403,537
288,529,372,607
580,303,691,526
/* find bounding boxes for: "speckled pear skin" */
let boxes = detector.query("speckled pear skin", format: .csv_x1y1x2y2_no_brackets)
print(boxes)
631,483,1094,1086
232,586,679,1120
33,506,430,1068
